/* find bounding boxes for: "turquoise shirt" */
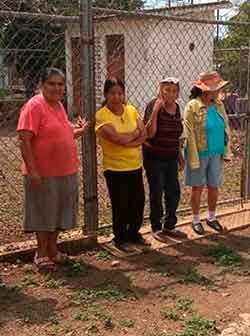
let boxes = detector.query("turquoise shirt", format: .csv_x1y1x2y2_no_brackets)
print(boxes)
199,105,225,158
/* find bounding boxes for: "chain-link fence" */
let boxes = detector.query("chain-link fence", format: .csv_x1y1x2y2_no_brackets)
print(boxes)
0,1,249,248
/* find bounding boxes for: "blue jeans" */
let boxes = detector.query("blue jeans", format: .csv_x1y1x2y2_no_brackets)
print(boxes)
143,153,180,232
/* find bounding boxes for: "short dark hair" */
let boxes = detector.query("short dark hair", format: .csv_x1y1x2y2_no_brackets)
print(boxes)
103,77,125,96
189,86,203,99
40,67,65,84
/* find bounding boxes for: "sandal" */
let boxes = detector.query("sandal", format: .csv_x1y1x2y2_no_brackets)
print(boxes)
51,252,70,264
192,222,205,235
206,219,224,232
34,253,50,267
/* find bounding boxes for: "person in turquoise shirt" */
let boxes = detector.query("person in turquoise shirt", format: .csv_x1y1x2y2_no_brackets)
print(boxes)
184,71,232,235
199,105,225,158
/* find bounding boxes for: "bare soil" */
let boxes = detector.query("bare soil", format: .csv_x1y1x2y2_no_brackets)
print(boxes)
1,225,250,336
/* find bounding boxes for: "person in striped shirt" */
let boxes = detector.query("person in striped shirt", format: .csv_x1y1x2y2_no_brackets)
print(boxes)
144,77,186,241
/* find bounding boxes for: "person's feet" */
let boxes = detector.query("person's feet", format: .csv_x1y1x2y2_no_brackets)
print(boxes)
130,235,151,246
50,252,70,264
34,252,51,267
192,222,205,235
206,219,224,232
112,239,136,253
152,230,168,243
162,228,187,239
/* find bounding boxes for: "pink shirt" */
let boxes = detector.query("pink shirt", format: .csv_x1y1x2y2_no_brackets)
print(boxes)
17,94,78,177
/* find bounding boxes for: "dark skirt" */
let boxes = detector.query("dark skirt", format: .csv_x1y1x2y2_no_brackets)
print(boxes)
23,174,79,232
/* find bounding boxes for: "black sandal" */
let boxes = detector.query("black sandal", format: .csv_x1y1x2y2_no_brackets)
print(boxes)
206,219,224,232
192,222,205,235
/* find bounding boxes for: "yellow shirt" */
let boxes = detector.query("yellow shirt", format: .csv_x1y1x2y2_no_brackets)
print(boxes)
95,104,142,171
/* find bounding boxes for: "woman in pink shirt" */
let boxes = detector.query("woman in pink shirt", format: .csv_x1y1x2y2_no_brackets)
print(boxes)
17,68,88,266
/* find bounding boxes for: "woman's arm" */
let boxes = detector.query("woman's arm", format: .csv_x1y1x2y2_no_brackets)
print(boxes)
124,118,148,147
97,123,140,146
18,130,42,186
73,116,89,139
145,98,163,138
184,103,200,170
124,133,148,147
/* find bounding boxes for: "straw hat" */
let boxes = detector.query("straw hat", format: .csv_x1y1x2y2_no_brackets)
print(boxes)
193,71,229,92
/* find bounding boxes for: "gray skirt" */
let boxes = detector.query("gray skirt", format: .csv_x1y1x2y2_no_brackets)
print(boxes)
23,174,79,232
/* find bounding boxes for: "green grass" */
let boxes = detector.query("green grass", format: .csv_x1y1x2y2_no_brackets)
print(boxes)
74,304,112,324
64,261,88,277
160,297,193,322
120,319,135,328
95,250,112,261
72,283,130,304
207,244,242,267
166,315,217,336
176,298,193,312
180,315,217,336
21,275,39,287
44,277,65,289
160,308,180,321
181,268,214,287
23,264,35,274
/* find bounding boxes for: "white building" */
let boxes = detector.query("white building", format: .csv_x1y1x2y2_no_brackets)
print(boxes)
66,1,230,116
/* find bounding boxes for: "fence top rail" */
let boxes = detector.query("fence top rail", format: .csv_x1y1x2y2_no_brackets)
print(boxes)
145,0,231,12
93,12,250,26
0,9,250,27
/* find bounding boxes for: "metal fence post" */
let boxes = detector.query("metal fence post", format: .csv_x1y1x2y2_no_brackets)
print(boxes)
79,0,98,239
244,40,250,199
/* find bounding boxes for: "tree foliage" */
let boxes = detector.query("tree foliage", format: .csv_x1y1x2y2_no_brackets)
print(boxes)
216,1,250,95
0,0,144,97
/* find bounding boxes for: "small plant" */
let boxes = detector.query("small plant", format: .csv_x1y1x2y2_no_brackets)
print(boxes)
64,261,88,277
160,297,193,322
74,311,90,322
95,250,112,261
207,244,242,267
72,283,127,304
0,88,10,98
23,311,32,324
22,275,38,287
181,268,214,287
92,305,111,321
48,316,60,326
23,264,34,273
160,308,180,321
44,277,65,289
159,289,178,300
120,318,135,328
74,304,111,325
86,323,99,334
176,297,193,312
180,315,217,336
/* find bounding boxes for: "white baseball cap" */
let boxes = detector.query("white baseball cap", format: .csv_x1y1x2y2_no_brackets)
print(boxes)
160,77,179,84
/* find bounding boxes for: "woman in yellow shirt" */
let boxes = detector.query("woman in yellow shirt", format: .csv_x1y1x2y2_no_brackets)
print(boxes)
95,78,149,250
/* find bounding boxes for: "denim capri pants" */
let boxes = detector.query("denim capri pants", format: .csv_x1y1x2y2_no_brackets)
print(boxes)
185,154,224,187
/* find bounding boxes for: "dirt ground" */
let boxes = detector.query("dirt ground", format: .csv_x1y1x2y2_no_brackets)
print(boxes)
1,225,250,336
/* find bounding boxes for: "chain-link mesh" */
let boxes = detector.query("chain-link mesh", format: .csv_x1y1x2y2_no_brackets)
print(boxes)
0,1,249,247
92,6,250,227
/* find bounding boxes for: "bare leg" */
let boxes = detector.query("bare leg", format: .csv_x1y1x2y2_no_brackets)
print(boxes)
48,231,60,260
207,186,218,213
36,232,49,258
191,186,203,217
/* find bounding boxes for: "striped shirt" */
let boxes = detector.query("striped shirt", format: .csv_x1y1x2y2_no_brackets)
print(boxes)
143,99,183,160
